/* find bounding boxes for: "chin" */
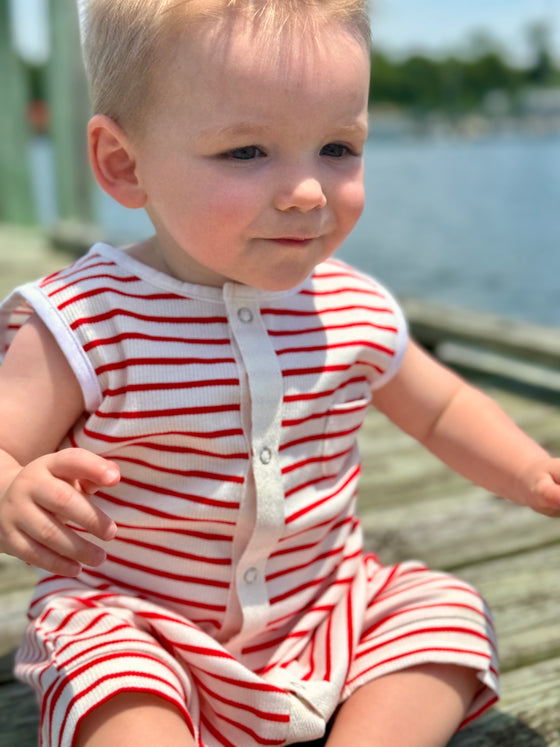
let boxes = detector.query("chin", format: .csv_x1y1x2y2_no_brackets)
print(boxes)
257,270,311,292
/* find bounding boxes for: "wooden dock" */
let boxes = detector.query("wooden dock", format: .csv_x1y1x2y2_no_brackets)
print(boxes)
1,224,560,745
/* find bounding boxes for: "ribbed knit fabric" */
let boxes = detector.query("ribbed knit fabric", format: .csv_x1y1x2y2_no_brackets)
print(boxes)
0,245,499,746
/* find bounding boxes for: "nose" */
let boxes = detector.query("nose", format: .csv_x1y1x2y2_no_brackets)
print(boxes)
274,172,328,213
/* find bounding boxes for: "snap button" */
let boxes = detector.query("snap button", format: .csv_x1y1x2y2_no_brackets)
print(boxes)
259,447,272,465
243,567,259,584
237,307,253,323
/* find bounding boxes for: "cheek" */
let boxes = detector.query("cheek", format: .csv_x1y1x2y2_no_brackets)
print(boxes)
193,180,261,226
337,179,366,229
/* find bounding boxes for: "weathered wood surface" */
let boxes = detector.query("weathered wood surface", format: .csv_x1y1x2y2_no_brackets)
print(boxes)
1,225,560,745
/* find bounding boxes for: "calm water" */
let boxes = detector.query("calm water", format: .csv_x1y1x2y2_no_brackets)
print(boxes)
33,133,560,326
341,134,560,327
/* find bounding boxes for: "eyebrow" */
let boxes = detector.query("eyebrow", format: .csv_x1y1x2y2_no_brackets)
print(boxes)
199,123,275,143
200,120,368,144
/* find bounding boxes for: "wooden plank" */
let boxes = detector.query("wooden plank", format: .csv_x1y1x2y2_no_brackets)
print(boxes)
458,545,560,672
403,297,560,370
437,342,560,393
0,679,39,746
357,385,560,568
450,657,560,746
360,484,560,570
0,587,34,657
0,557,36,658
1,659,559,747
0,224,76,298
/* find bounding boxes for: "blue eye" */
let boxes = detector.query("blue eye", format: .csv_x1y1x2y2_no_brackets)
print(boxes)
227,146,266,160
320,143,351,158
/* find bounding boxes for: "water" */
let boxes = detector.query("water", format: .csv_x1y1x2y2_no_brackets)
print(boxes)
341,134,560,327
33,133,560,326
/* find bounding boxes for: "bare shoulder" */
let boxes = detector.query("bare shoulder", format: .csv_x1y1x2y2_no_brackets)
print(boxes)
0,315,85,463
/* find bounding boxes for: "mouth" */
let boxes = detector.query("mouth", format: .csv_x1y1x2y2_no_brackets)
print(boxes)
268,237,317,247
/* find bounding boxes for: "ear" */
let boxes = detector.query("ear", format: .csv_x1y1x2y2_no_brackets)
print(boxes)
87,114,147,209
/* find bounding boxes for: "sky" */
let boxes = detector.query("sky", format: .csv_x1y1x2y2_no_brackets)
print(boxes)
371,0,560,63
8,0,560,66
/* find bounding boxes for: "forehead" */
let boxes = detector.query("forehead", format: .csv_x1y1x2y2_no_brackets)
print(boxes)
163,15,369,107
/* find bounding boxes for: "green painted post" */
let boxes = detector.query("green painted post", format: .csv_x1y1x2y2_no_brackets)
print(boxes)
47,0,94,223
0,0,36,224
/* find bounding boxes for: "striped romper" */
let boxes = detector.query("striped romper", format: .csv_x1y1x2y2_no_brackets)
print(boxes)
0,244,499,746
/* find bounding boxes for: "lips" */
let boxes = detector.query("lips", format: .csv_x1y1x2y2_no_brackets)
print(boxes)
268,237,316,246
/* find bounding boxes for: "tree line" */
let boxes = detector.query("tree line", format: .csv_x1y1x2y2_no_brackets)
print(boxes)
369,23,559,115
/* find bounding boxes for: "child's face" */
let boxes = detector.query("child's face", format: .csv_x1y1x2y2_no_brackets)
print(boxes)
133,16,370,290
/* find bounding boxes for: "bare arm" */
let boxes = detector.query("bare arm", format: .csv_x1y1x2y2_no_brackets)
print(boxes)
0,315,119,575
371,340,560,516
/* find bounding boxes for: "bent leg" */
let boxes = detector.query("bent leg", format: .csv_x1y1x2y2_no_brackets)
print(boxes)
75,692,196,747
326,663,480,747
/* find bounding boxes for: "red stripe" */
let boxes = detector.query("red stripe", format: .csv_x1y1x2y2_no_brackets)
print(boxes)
105,553,230,587
283,376,367,402
201,712,238,747
212,708,286,745
94,402,240,419
113,454,244,484
270,516,354,558
57,286,179,309
362,601,495,643
268,321,398,337
285,465,360,524
356,625,492,662
281,423,362,452
88,488,238,523
85,330,231,351
269,571,355,606
277,339,395,357
117,474,241,509
116,522,234,542
45,650,185,745
192,671,288,722
95,355,236,375
80,568,227,614
82,425,244,443
48,272,138,296
281,447,353,474
347,646,492,688
101,439,247,460
299,286,385,298
102,378,239,396
39,258,114,287
261,304,395,317
266,546,345,582
71,307,227,329
242,629,308,657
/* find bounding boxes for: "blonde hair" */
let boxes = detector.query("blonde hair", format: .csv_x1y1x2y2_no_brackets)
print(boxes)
77,0,371,130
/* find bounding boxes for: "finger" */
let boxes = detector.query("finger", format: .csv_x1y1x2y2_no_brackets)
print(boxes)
19,536,83,577
34,476,118,542
47,449,120,490
534,479,560,517
19,504,108,567
7,524,98,577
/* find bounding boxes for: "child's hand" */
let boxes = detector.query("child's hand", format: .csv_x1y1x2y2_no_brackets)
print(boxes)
516,457,560,517
0,448,119,576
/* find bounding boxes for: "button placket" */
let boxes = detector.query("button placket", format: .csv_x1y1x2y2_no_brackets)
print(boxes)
225,286,286,636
